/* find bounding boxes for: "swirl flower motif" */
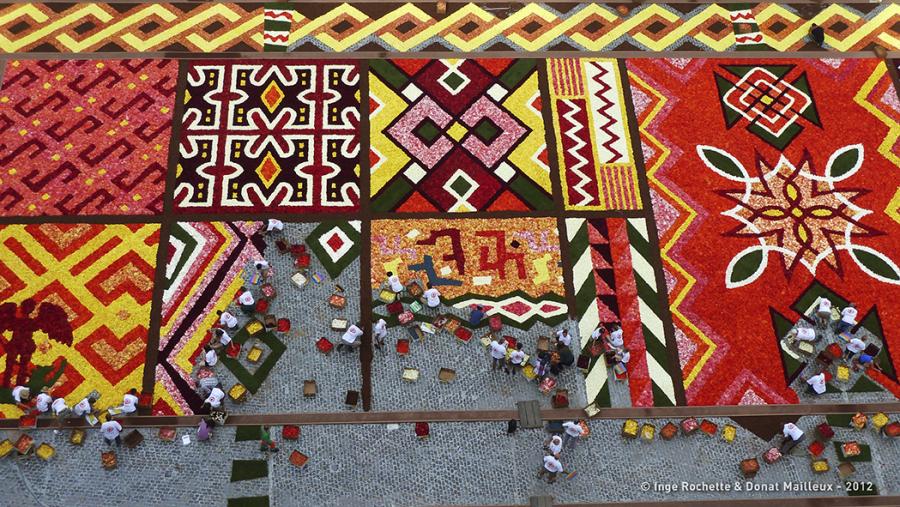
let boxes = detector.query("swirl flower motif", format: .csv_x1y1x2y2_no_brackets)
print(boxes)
697,144,900,288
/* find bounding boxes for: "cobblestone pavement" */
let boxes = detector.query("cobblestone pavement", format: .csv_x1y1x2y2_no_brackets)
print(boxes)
3,413,897,506
203,222,363,414
370,313,587,411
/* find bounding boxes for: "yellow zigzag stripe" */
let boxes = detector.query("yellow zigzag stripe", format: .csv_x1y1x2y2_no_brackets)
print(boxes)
756,3,900,52
628,71,716,390
852,61,900,169
289,3,735,52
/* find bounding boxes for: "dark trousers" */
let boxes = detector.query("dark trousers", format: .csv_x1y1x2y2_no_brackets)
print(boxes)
780,434,803,454
105,435,121,446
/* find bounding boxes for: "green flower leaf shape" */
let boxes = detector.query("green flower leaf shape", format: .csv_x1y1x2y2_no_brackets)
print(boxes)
725,244,769,289
842,244,900,285
804,144,865,183
696,145,754,182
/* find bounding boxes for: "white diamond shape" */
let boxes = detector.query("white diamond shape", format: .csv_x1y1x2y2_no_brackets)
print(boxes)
438,62,471,95
443,169,478,212
319,226,352,262
494,162,516,182
403,162,427,184
401,83,423,102
487,83,508,102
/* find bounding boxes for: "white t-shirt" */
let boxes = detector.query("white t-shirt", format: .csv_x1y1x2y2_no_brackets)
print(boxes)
266,219,284,232
841,307,858,325
563,421,584,438
206,388,225,408
847,339,866,353
121,394,139,413
783,423,803,441
807,373,827,394
373,319,387,338
590,328,602,340
543,455,564,473
219,311,238,328
388,275,404,293
51,398,68,415
101,421,122,439
238,290,255,306
609,329,624,348
342,325,363,345
254,260,269,270
490,341,507,359
618,351,631,364
509,350,526,365
11,386,28,403
547,437,563,455
556,329,572,347
423,288,441,308
218,330,232,346
796,328,816,341
205,349,218,366
73,398,92,416
35,393,52,412
817,298,832,314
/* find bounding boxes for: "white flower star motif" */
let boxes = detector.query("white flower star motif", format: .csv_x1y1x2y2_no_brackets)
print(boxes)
697,144,900,288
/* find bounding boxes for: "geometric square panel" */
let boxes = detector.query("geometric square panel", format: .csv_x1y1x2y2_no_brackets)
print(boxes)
369,59,552,212
0,59,175,216
174,61,361,213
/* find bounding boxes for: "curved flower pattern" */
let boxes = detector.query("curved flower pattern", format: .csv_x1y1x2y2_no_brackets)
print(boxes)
698,144,900,287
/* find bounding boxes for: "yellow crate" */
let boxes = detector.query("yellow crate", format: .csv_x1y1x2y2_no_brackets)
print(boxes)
872,412,889,430
812,459,830,473
622,419,639,438
245,320,264,335
640,424,655,441
70,429,85,446
247,346,263,363
401,367,420,382
836,365,850,382
36,443,55,461
0,440,12,458
228,383,247,402
722,424,737,443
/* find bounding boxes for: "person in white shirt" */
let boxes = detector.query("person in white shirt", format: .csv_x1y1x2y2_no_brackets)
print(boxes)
845,337,867,360
203,387,225,409
204,346,218,367
538,454,564,483
51,398,69,418
237,288,255,314
387,272,404,294
338,324,364,352
264,219,284,234
254,260,272,280
508,343,526,375
806,372,827,395
72,396,94,417
837,303,857,334
544,435,563,456
34,391,52,414
562,421,585,449
780,422,805,454
119,389,139,415
11,386,31,406
489,337,508,371
555,328,572,348
615,348,631,369
816,298,832,328
423,284,441,309
101,416,123,446
217,310,238,329
373,318,388,350
607,324,624,349
214,328,232,348
790,327,817,342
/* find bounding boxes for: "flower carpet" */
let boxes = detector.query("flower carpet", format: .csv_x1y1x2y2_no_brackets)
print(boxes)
628,58,900,405
0,224,158,418
0,59,176,216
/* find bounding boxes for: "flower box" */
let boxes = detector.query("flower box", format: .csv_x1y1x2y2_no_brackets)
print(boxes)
479,334,492,347
836,365,850,381
438,368,456,383
378,289,397,303
261,283,276,299
36,443,55,461
395,338,410,356
158,427,176,442
816,423,834,440
247,345,264,363
406,281,423,297
0,440,13,458
330,318,348,331
123,430,144,449
401,367,420,382
419,322,436,334
282,425,300,440
19,414,37,429
808,440,825,457
344,390,359,408
316,337,333,354
454,327,472,343
811,459,829,473
680,417,699,435
291,272,308,288
229,383,247,403
722,424,737,442
872,412,889,430
622,419,639,439
762,447,782,464
70,429,85,446
443,317,461,333
851,413,867,430
328,294,346,309
245,320,264,335
660,423,678,440
837,462,856,479
397,311,414,324
410,300,423,313
578,420,590,438
14,434,34,455
101,451,117,470
740,458,760,478
840,441,861,458
290,450,309,469
640,424,655,441
700,419,718,435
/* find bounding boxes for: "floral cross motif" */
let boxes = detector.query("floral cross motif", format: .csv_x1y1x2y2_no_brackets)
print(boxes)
697,144,900,288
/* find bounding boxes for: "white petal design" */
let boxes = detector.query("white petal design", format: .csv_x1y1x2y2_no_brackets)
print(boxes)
725,244,769,289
